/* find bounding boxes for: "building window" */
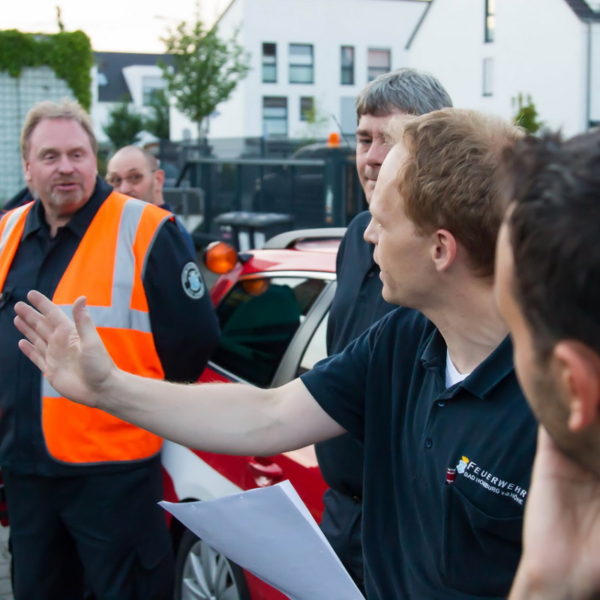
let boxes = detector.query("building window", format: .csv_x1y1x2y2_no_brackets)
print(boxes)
263,97,288,137
262,42,277,83
340,46,355,85
300,97,314,121
482,58,494,96
142,76,166,106
367,48,391,81
485,0,495,43
289,44,314,84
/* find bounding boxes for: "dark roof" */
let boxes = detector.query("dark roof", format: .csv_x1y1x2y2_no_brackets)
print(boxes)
407,0,599,49
94,52,173,103
405,0,435,49
563,0,600,20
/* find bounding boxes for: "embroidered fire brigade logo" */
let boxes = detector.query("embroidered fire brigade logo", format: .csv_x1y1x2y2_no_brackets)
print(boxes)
450,454,527,506
181,262,205,299
456,456,470,474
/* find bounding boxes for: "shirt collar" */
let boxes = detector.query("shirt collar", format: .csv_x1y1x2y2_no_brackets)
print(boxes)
420,328,514,400
461,335,514,399
23,177,112,240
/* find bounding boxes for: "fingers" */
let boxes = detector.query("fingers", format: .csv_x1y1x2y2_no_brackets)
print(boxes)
26,290,71,327
17,338,46,373
14,291,88,376
13,313,48,353
71,296,96,344
14,301,52,349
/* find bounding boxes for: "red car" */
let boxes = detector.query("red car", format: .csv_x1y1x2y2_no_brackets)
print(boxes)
162,228,345,600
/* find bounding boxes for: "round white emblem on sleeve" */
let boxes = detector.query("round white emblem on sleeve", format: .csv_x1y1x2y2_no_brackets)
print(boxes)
181,262,205,299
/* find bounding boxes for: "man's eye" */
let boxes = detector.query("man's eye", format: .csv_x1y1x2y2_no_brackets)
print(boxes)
357,138,372,146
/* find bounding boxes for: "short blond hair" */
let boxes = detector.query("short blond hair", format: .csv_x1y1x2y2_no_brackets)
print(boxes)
20,99,97,159
396,108,522,277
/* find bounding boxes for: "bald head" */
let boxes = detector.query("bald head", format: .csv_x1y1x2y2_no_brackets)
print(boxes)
106,146,165,205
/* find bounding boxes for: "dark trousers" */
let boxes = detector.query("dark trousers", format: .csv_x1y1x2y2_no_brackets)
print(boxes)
319,487,365,593
4,461,173,600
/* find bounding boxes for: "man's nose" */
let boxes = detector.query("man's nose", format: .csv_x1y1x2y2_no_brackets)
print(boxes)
364,216,377,244
115,180,132,195
365,139,387,166
57,154,75,173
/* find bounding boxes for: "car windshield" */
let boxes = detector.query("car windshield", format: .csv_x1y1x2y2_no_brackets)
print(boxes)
212,275,327,387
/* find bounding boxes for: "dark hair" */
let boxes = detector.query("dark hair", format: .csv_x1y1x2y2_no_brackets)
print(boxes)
507,129,600,358
356,68,452,118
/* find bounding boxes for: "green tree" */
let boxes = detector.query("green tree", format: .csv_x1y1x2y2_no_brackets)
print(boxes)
160,19,250,139
143,88,170,140
103,101,144,149
513,93,544,134
0,29,93,108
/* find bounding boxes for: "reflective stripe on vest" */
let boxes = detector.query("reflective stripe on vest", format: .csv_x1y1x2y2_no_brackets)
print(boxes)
52,200,152,334
0,204,32,289
0,203,30,251
0,192,170,465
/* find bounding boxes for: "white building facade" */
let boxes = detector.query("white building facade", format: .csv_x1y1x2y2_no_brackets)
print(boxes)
407,0,600,136
170,0,430,141
89,0,600,146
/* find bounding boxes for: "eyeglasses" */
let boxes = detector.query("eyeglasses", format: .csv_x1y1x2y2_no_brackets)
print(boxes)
106,170,155,187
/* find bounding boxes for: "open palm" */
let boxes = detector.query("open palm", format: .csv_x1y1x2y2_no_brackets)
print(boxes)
14,291,114,407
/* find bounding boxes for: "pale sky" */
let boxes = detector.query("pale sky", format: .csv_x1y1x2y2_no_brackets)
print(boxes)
1,0,227,53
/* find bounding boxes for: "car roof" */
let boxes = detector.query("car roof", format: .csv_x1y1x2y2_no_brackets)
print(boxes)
239,245,338,275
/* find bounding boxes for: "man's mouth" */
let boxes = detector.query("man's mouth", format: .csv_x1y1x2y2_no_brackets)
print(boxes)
54,182,78,191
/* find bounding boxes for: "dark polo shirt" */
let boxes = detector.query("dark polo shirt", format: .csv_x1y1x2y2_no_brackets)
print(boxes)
301,308,537,599
317,210,395,497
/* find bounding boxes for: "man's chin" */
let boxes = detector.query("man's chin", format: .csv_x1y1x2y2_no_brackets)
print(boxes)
363,181,377,203
47,191,88,214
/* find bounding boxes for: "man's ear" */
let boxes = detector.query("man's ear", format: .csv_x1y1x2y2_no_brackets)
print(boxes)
430,229,457,272
23,160,32,184
553,341,600,431
154,169,165,191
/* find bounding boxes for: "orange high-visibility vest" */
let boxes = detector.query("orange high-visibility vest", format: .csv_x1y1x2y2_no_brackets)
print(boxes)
0,192,171,464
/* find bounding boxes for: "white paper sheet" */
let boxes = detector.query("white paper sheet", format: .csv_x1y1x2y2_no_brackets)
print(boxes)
160,480,365,600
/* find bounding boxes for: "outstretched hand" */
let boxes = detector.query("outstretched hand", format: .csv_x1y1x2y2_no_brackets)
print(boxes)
14,291,115,407
510,427,600,599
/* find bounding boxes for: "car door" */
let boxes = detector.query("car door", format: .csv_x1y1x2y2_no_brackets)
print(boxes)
164,270,334,512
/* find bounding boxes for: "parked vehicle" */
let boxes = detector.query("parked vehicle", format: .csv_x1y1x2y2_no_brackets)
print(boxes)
162,228,345,600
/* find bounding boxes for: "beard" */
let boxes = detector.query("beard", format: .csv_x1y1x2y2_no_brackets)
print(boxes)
530,364,600,475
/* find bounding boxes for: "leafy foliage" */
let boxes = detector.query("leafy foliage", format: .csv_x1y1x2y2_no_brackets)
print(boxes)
0,29,93,109
103,101,145,149
160,20,250,135
513,93,544,134
143,88,170,140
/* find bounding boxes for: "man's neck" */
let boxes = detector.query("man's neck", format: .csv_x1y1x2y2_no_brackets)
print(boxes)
424,278,508,374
